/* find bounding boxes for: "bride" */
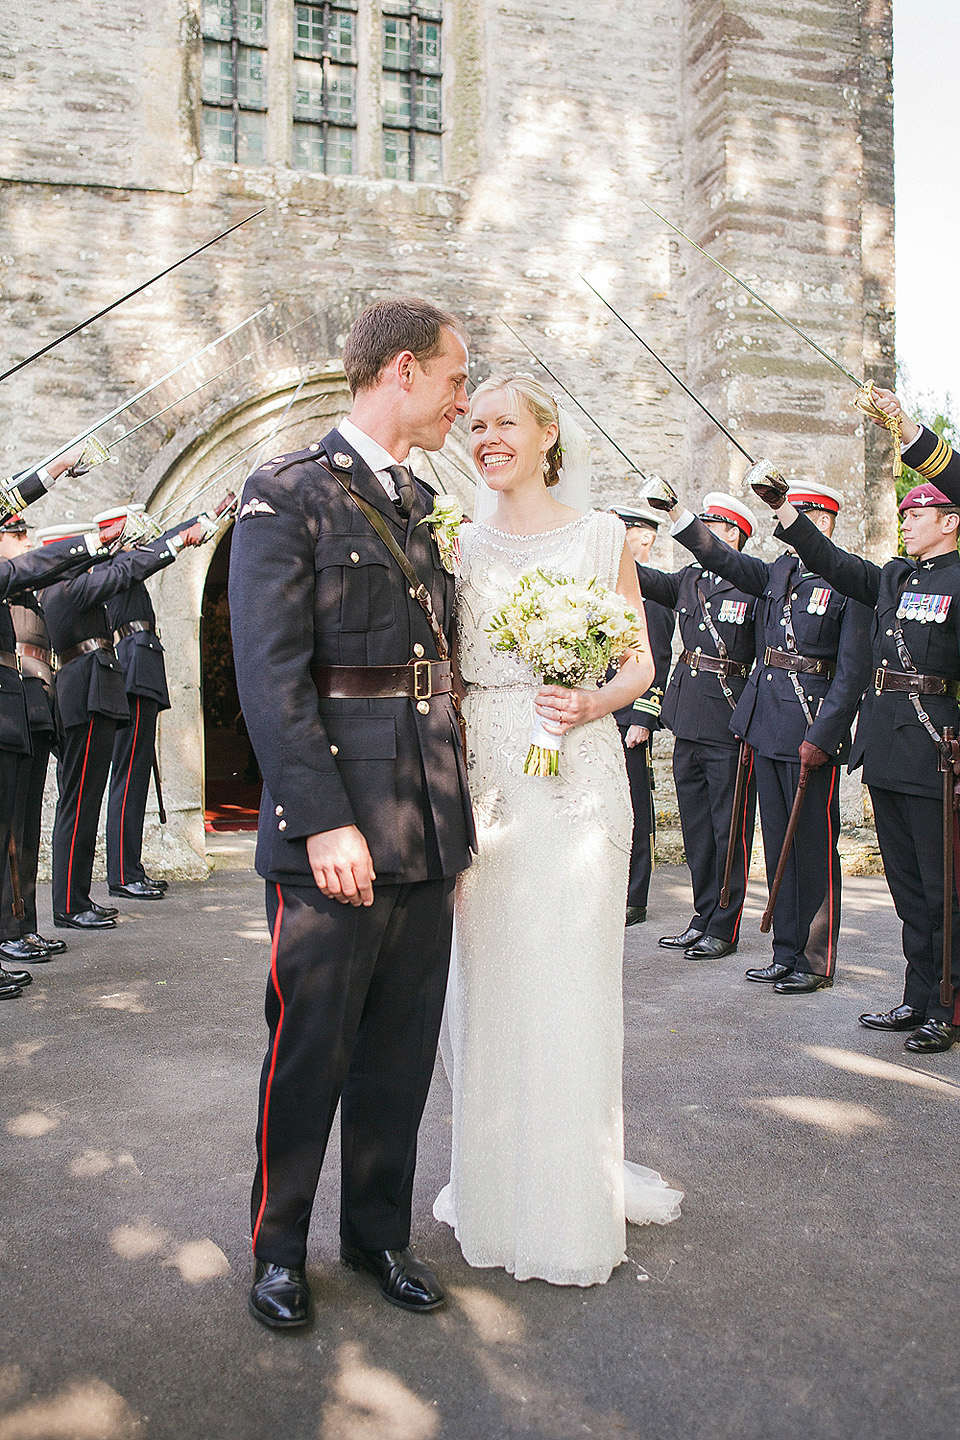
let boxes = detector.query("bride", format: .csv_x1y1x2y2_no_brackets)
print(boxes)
434,375,683,1287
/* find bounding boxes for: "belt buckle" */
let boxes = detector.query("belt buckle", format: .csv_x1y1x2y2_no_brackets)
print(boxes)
413,659,433,700
874,667,886,694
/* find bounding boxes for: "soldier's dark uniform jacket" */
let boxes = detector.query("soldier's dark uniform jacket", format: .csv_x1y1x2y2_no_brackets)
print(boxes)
12,597,56,740
229,435,476,887
902,425,960,501
42,537,183,729
613,595,674,733
633,561,757,743
676,517,872,760
105,522,196,711
775,509,960,797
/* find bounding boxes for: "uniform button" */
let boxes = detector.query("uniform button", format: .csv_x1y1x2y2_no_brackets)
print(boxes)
767,673,773,681
278,820,287,831
698,624,706,631
886,629,893,636
330,744,339,756
413,643,424,657
350,552,360,563
417,700,430,715
792,593,798,601
274,805,283,816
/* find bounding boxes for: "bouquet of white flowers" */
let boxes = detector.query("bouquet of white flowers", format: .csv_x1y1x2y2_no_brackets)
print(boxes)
487,567,644,776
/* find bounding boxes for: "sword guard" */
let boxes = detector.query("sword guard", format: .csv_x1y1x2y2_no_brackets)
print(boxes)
637,475,678,512
66,436,118,478
855,381,903,479
744,459,788,508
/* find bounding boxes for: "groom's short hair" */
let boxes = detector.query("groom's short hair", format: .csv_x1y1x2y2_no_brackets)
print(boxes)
343,297,465,394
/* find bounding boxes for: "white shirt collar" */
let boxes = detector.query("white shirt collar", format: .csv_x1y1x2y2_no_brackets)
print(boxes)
338,417,404,477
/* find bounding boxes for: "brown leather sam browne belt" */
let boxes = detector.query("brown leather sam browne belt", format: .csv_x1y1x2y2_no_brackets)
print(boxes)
763,647,836,679
680,650,749,679
115,620,156,641
57,637,116,667
0,652,18,672
873,667,960,698
311,659,453,701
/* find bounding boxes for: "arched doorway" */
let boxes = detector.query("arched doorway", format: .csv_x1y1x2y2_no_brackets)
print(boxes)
200,524,261,831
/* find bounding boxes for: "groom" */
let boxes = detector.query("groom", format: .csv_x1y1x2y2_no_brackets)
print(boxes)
230,297,475,1328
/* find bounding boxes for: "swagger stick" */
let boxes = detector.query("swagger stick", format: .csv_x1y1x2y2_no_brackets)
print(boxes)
759,765,810,933
7,835,24,922
152,755,167,827
942,729,955,1008
0,211,265,384
720,741,752,909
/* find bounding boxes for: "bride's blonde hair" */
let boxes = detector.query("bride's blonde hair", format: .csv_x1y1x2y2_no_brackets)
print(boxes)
468,375,563,487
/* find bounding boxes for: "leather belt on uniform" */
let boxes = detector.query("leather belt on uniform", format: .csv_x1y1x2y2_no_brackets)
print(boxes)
679,649,749,679
0,651,18,672
311,659,453,701
16,643,55,680
57,637,115,667
115,620,156,641
763,646,836,680
873,666,960,698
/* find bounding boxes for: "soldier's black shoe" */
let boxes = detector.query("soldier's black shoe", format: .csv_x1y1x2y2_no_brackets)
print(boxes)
774,972,832,993
0,938,49,964
90,902,119,919
0,973,22,998
53,911,116,930
659,927,704,950
859,1005,924,1032
0,964,31,988
23,933,67,955
248,1261,311,1329
340,1244,445,1313
745,962,793,983
108,882,165,900
684,936,736,960
903,1019,959,1053
144,876,169,891
625,906,647,926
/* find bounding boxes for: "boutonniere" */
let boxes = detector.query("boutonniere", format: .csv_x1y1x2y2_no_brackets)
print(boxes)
417,493,463,573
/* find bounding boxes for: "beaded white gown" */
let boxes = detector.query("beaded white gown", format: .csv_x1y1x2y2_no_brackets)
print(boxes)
434,510,683,1287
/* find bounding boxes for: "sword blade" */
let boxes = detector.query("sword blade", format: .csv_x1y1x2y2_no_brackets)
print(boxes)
580,277,756,464
107,360,244,449
641,199,865,389
498,317,647,476
0,210,266,385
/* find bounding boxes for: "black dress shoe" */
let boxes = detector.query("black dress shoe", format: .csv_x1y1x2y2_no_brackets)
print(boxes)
684,935,736,960
90,902,119,918
774,971,833,993
745,962,793,983
859,1004,925,1032
23,933,67,956
659,927,705,950
248,1261,311,1328
53,911,116,930
340,1244,445,1313
625,906,647,926
0,975,22,999
144,876,169,891
0,938,49,963
0,964,31,988
904,1019,959,1053
108,882,164,900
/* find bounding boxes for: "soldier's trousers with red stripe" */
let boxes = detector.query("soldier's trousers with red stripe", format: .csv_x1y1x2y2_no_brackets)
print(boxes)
870,786,960,1026
2,735,52,938
51,715,117,917
252,875,456,1271
754,756,841,978
106,695,160,889
673,738,757,943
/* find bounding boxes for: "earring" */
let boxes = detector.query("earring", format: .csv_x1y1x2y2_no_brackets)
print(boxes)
541,454,549,477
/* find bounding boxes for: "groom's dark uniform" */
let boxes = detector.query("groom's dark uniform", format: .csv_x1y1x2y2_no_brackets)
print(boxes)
229,429,475,1271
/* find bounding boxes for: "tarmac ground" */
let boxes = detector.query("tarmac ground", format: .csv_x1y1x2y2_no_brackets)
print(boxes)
0,838,957,1440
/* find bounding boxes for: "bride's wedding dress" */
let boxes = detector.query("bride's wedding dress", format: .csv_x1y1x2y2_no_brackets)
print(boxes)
434,510,682,1287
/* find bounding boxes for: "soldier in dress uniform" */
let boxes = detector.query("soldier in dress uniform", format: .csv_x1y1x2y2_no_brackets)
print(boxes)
609,502,676,926
630,494,759,959
766,481,960,1052
860,388,960,497
105,506,223,901
0,517,67,965
40,518,205,930
230,297,475,1330
665,482,873,992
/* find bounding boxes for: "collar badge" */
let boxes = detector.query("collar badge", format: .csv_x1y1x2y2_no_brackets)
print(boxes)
333,452,353,470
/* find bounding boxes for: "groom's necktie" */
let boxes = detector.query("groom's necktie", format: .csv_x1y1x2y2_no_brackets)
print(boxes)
387,464,416,519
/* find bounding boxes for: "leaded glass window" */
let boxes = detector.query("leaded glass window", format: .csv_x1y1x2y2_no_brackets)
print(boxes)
292,1,358,176
201,0,269,165
382,2,442,183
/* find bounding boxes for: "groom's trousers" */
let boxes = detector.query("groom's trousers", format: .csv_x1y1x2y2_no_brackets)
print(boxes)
251,875,456,1271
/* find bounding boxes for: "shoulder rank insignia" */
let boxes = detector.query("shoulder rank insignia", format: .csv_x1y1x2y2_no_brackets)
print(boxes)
238,497,277,520
717,599,748,625
333,452,353,470
807,587,831,615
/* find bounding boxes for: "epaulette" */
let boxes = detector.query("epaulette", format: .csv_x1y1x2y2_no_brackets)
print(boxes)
257,443,326,479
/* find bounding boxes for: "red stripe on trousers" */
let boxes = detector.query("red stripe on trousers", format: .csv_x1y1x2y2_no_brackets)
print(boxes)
117,696,141,886
730,751,755,944
252,884,286,1253
65,718,95,914
824,765,838,977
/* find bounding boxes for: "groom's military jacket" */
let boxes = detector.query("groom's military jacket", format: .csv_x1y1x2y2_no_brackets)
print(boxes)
632,560,757,746
229,427,476,887
673,517,873,763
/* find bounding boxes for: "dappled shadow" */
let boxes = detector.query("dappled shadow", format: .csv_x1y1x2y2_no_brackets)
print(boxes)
107,1220,231,1286
804,1045,960,1099
0,1374,139,1440
746,1096,887,1136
